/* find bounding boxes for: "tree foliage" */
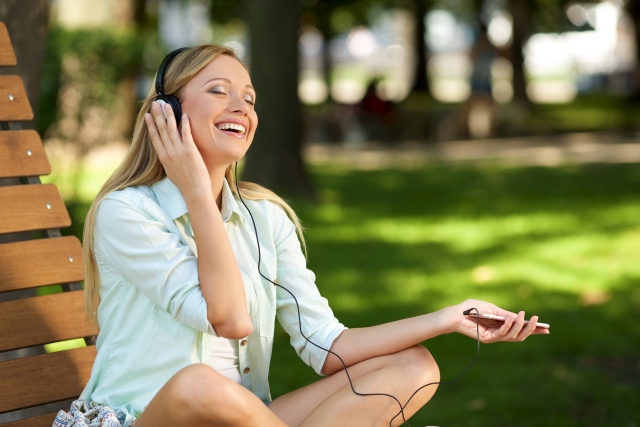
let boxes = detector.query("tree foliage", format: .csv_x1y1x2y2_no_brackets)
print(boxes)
38,26,146,139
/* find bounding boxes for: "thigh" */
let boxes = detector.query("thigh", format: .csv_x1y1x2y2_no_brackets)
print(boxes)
269,345,439,427
267,353,391,426
134,364,286,427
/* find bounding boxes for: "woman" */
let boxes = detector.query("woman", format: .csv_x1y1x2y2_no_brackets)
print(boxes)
70,45,547,427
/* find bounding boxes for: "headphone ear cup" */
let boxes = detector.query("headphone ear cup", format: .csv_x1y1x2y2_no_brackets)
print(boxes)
165,95,182,127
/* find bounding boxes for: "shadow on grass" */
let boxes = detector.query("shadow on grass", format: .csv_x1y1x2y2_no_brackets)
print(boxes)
269,279,639,427
273,163,640,427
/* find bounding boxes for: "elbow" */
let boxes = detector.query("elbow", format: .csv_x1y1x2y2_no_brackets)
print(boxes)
321,356,342,376
211,317,254,340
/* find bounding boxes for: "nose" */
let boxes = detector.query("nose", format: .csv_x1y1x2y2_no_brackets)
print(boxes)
226,94,249,115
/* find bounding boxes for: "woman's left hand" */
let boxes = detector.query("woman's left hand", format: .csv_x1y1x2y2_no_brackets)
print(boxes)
444,299,550,344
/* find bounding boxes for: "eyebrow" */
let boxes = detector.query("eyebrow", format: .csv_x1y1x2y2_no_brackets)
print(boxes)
202,77,255,92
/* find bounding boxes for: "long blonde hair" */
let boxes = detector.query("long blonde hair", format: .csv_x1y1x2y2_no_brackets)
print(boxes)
83,45,306,325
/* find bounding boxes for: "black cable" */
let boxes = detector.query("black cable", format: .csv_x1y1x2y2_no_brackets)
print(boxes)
389,307,480,426
233,164,482,427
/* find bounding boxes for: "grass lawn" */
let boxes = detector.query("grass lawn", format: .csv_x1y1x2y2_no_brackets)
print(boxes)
56,160,640,426
271,162,640,427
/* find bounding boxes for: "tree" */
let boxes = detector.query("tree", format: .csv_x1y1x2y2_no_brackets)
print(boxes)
625,0,640,100
411,0,430,93
242,0,315,200
0,0,50,130
508,0,532,106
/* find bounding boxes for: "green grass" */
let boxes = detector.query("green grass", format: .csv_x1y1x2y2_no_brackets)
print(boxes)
529,94,640,132
268,162,640,427
59,161,640,426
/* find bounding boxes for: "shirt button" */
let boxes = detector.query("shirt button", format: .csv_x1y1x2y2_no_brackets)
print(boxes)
240,339,248,346
243,367,250,374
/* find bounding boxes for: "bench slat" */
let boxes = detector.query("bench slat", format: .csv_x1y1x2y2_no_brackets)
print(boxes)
0,22,17,66
0,76,33,121
0,131,51,178
2,413,58,427
0,346,96,414
0,184,70,234
0,237,83,293
0,292,98,352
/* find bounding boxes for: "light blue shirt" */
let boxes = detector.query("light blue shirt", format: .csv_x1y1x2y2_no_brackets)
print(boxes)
80,177,347,419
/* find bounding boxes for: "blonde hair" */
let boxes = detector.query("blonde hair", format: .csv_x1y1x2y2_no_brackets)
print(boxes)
83,45,306,325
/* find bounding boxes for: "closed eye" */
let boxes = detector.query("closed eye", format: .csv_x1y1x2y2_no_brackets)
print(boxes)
209,86,227,95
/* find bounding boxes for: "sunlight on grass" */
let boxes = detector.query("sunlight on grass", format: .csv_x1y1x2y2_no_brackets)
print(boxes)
287,162,640,426
306,200,640,306
44,338,86,353
41,143,127,202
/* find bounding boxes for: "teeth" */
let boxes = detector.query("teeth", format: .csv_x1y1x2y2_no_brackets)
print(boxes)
216,123,246,134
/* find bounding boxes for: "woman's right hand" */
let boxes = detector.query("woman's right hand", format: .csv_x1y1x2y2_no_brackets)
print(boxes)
145,101,211,199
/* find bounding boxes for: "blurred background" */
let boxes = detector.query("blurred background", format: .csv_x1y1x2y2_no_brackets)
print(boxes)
1,0,639,425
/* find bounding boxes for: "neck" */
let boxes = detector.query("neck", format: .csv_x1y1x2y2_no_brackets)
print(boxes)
208,165,229,210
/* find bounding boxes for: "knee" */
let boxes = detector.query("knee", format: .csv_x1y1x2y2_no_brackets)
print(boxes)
394,345,440,387
167,364,249,425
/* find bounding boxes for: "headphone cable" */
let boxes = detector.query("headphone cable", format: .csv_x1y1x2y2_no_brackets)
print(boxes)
233,164,481,427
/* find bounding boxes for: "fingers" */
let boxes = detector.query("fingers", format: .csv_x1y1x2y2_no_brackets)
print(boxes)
496,313,515,337
180,113,193,148
161,102,181,139
501,311,525,341
144,111,165,158
145,101,183,160
513,314,539,341
531,326,550,335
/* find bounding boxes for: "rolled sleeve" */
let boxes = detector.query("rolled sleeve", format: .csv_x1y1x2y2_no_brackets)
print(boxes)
271,203,347,375
95,193,216,336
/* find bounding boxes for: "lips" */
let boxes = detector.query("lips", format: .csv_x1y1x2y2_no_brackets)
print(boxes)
215,119,248,138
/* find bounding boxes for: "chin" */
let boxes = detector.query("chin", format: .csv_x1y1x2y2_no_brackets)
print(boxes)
208,150,249,167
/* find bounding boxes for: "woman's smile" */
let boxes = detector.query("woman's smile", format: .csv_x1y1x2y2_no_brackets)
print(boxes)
215,118,249,138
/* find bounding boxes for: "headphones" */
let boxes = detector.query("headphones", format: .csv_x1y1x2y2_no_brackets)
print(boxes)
155,47,188,126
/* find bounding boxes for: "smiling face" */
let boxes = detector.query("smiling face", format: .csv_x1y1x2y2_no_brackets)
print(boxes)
179,54,258,170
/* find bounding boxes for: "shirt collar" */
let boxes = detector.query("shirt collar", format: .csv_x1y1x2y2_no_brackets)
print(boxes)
220,177,246,224
150,177,246,224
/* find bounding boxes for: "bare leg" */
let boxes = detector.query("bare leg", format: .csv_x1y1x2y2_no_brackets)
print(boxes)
268,345,440,427
134,364,288,427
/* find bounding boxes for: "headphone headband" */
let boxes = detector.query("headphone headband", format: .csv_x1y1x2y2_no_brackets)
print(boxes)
155,47,189,97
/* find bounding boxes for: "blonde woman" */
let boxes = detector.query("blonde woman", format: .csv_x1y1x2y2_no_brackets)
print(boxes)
69,45,547,427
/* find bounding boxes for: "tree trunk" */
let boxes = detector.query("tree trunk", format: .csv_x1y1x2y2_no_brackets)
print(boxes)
411,0,430,94
0,0,50,130
625,0,640,100
508,0,530,106
243,0,315,200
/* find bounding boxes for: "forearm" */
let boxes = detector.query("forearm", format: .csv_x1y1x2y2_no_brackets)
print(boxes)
322,308,453,375
185,192,251,339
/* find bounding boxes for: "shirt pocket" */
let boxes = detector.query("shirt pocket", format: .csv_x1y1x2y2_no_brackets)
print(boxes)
151,304,196,338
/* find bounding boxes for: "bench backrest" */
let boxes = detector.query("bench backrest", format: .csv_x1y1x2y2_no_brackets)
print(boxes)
0,21,98,427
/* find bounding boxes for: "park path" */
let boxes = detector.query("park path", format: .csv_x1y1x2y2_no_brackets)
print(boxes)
304,131,640,169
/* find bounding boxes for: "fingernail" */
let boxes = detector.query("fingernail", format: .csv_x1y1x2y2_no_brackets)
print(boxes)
182,113,187,119
152,102,158,109
144,113,150,119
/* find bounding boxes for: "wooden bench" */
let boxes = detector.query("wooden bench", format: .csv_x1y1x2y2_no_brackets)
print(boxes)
0,21,98,427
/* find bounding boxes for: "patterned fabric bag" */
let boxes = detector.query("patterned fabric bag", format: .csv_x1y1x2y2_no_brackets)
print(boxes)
52,400,135,427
